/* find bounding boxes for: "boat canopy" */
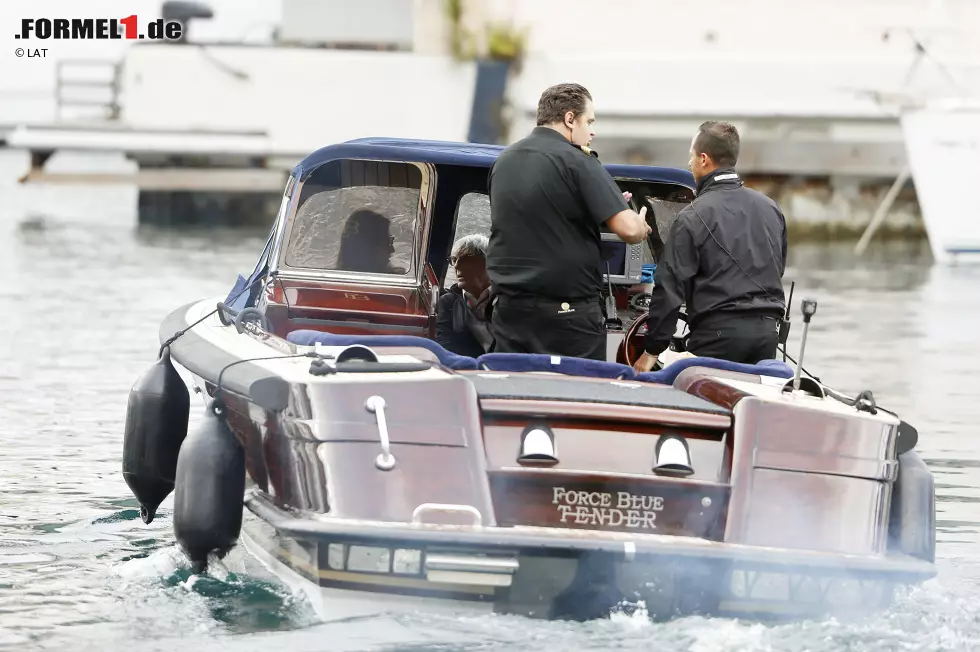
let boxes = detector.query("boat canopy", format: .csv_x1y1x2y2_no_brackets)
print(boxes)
292,137,697,188
227,137,697,313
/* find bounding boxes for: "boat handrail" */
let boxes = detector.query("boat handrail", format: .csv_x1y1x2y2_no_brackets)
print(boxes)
364,395,396,470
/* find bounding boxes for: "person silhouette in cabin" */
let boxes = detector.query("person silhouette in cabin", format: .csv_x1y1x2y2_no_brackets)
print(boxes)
335,209,405,274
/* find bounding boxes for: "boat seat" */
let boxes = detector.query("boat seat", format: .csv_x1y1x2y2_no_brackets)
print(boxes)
636,357,794,385
286,329,479,370
284,330,794,382
476,353,635,380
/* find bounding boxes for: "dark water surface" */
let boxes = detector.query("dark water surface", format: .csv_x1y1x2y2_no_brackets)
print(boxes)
2,153,980,651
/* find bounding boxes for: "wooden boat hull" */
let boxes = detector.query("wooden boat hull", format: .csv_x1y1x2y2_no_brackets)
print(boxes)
154,297,936,622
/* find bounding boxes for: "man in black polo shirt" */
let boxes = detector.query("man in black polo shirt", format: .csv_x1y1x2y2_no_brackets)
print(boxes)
486,83,651,361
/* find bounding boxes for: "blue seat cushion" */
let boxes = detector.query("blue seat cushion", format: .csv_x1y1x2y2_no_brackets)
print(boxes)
476,353,635,380
636,357,794,385
286,329,478,370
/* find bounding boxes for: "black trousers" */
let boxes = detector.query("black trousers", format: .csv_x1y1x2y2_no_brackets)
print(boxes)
490,295,607,361
685,313,780,364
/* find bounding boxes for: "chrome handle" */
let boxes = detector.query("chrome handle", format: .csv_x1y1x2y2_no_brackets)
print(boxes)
424,553,518,574
411,503,483,526
364,395,396,470
430,282,439,317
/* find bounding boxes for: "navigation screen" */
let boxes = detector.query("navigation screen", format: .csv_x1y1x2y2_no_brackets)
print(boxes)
599,240,627,276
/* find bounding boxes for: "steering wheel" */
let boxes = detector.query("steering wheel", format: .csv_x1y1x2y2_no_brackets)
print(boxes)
620,308,689,367
629,292,653,312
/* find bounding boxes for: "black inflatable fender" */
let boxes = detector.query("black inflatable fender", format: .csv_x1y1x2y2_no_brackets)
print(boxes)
122,346,190,524
173,398,246,571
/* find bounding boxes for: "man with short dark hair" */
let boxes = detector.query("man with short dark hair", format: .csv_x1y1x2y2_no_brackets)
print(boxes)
486,82,651,361
633,121,788,371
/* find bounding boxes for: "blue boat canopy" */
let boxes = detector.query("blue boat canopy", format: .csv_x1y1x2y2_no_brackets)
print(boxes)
292,137,696,189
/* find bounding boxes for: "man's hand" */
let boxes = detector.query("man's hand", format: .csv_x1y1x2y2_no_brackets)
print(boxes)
639,205,652,236
633,351,658,373
623,191,632,203
606,203,651,244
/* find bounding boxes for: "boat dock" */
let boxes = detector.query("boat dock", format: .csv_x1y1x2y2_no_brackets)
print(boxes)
2,0,977,238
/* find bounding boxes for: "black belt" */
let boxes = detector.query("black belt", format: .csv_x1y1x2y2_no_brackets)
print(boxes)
691,310,782,330
494,294,599,309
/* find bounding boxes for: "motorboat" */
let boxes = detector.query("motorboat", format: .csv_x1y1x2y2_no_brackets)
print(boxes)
121,137,936,622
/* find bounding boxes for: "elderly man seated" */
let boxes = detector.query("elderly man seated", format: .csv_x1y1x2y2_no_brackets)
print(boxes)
436,234,493,357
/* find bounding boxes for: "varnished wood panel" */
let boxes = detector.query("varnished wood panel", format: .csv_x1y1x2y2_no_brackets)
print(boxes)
481,419,728,483
479,399,731,430
488,470,728,539
318,442,495,524
271,277,427,314
738,468,890,555
261,276,434,338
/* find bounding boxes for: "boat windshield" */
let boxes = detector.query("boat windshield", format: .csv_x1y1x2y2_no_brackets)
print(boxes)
282,159,426,276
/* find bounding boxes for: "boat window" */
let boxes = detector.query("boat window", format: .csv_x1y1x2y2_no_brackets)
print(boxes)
445,192,491,286
283,159,425,275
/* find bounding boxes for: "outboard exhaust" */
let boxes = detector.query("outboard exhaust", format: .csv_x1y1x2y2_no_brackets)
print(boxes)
517,424,559,467
173,398,246,572
652,434,694,477
122,346,190,524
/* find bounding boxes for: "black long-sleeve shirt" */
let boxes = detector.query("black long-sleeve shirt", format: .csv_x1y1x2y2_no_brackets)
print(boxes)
643,168,788,356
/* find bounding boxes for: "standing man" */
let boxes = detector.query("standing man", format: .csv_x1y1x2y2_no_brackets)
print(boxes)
633,121,788,372
486,82,651,361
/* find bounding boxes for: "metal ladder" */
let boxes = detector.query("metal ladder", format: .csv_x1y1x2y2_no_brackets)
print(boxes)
54,59,121,121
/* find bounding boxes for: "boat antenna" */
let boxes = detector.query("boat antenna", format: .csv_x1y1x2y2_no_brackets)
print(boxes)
791,298,818,392
604,261,621,329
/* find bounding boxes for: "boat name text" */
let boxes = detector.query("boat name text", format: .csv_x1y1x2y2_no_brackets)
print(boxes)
551,487,664,529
